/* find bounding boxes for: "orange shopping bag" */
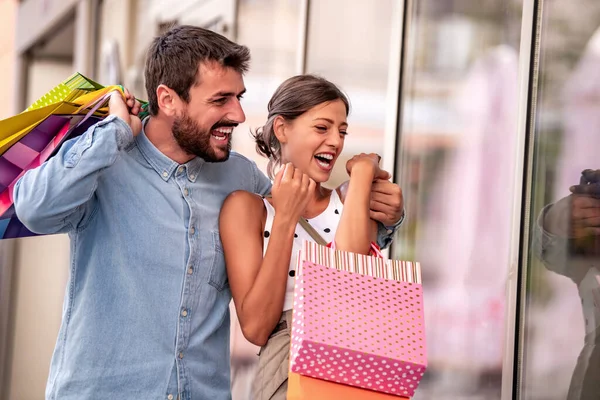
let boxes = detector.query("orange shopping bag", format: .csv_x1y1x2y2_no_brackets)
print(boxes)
287,372,410,400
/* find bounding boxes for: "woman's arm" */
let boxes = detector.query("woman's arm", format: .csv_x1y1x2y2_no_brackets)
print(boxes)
334,153,380,255
220,164,314,346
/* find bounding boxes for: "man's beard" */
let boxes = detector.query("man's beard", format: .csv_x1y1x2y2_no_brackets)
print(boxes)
172,112,235,163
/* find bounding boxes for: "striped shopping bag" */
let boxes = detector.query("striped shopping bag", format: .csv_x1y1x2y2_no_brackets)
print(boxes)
290,240,426,398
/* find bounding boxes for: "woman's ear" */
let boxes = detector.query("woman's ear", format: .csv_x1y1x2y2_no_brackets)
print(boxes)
156,84,179,117
273,116,289,144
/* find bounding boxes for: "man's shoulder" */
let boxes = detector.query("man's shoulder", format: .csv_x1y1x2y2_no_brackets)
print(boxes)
215,152,263,176
202,152,271,194
226,151,256,167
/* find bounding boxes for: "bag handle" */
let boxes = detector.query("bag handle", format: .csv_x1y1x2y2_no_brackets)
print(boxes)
298,217,328,246
265,195,384,258
264,194,328,246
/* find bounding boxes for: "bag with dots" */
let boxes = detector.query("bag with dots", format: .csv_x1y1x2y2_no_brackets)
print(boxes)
290,240,426,398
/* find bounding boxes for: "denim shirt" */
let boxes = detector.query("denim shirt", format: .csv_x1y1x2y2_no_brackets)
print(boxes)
14,116,398,400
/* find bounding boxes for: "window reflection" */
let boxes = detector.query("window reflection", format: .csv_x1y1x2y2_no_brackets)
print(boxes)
527,3,600,399
395,1,524,398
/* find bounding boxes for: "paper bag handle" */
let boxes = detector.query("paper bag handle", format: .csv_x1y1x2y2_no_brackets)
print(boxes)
298,217,328,246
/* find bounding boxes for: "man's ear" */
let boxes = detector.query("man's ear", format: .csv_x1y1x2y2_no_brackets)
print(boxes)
156,84,180,117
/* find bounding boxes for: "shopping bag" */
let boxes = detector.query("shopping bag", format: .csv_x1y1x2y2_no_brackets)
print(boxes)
287,371,409,400
0,72,145,239
290,241,426,398
25,72,105,112
0,83,127,156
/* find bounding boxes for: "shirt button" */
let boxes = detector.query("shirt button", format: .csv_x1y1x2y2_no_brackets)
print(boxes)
179,352,184,359
177,166,184,174
183,188,189,196
167,395,174,400
187,267,193,275
181,309,188,317
162,171,168,178
189,174,195,180
190,227,195,235
386,229,393,234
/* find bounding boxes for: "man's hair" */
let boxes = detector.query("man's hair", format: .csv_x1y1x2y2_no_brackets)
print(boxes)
145,25,250,115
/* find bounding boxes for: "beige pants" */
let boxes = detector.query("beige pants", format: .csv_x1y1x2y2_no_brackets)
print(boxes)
251,310,293,400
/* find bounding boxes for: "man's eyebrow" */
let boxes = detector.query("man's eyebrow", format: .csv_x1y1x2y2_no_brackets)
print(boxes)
210,89,246,98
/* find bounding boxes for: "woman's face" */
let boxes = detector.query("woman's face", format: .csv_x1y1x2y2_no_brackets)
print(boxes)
279,99,348,183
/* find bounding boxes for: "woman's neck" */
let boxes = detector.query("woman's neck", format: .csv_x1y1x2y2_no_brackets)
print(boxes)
302,183,333,219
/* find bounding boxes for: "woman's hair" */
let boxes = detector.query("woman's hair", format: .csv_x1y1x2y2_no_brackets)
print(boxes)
253,74,350,179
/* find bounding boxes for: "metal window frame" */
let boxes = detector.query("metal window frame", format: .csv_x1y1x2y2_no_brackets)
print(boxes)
508,0,544,399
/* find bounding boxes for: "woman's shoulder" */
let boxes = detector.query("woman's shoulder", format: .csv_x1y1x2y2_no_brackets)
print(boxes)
221,190,266,215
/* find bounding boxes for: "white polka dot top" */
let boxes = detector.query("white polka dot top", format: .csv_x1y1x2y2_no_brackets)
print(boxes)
262,189,344,312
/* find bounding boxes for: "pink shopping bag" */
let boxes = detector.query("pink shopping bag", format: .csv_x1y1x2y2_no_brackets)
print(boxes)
290,241,426,398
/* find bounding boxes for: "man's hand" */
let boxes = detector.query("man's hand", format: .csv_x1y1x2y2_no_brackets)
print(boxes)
545,195,600,238
345,155,403,226
369,179,404,227
569,169,600,197
108,89,142,136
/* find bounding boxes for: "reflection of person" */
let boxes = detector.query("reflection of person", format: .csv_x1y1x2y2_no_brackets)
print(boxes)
219,75,390,400
13,27,404,399
537,169,600,400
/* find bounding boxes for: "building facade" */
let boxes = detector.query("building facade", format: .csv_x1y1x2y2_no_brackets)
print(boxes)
1,0,598,399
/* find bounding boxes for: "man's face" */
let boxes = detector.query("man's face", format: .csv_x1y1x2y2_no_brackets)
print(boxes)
172,62,246,162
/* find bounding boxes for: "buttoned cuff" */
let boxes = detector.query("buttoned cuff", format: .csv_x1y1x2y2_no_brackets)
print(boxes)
385,208,406,232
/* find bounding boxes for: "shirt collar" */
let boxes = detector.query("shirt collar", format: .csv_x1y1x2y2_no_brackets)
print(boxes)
135,117,204,183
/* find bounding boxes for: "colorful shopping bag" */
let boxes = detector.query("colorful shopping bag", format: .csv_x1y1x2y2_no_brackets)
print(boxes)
290,241,426,398
287,371,409,400
0,73,123,155
0,72,146,239
25,72,105,112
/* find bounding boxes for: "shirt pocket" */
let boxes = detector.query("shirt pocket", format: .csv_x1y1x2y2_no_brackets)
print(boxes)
64,130,94,168
208,230,229,291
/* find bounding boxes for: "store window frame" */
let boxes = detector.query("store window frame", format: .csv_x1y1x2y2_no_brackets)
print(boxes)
391,0,543,399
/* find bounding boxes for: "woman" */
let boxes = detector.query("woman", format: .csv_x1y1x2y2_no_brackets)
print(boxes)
219,75,385,399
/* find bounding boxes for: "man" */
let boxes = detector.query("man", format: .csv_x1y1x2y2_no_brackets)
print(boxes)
14,26,404,400
537,169,600,399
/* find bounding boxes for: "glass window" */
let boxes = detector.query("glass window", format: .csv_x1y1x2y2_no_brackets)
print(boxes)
520,2,600,399
305,0,397,188
394,1,525,398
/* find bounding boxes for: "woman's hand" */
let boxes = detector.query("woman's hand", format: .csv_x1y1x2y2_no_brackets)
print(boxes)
346,153,390,180
271,163,316,223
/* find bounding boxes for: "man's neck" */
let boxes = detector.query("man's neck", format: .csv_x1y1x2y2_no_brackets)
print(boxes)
144,117,195,165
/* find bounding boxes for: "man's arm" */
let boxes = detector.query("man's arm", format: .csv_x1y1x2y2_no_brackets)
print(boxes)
14,116,134,234
14,91,141,234
536,195,600,284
